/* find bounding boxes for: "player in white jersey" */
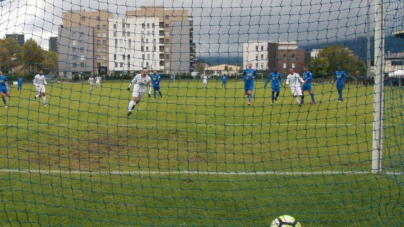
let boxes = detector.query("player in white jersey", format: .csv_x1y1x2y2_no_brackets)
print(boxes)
88,75,95,92
126,67,152,116
95,76,102,88
202,74,208,88
33,69,48,106
285,68,305,106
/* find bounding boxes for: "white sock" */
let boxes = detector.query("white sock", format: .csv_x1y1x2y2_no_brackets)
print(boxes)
148,87,152,95
35,94,39,98
43,96,46,104
128,100,136,111
295,97,301,105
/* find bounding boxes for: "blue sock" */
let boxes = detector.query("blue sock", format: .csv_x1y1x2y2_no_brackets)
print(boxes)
272,93,275,102
310,93,315,102
2,97,6,105
154,92,156,98
339,91,343,100
248,94,252,102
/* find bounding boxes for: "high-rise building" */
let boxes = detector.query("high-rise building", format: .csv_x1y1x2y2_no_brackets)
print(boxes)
242,41,306,75
126,6,196,74
49,37,58,52
6,34,25,46
59,10,113,75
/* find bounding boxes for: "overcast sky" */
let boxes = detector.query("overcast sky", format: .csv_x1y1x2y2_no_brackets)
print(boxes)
0,0,402,58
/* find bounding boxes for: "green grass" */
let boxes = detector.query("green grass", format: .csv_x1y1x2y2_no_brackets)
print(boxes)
0,80,403,226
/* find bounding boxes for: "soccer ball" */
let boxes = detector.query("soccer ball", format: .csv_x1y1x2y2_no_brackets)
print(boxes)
270,215,301,227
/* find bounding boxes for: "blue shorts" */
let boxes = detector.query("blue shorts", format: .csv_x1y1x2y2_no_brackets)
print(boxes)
302,83,312,91
222,81,227,84
271,85,280,92
244,86,253,92
18,83,22,87
0,87,8,94
336,84,344,90
153,85,160,91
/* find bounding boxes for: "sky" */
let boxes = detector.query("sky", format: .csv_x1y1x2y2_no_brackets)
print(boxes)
0,0,402,58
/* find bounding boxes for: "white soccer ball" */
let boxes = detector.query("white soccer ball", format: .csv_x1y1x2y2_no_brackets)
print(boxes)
270,215,301,227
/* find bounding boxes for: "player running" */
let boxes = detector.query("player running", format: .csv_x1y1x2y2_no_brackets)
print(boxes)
95,75,102,88
301,66,316,105
127,67,152,116
264,68,282,104
88,75,95,92
242,62,257,106
285,68,305,106
0,70,11,108
202,74,208,88
333,65,346,102
33,69,47,106
150,70,163,99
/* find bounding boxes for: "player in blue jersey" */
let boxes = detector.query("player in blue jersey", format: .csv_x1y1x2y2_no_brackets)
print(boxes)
151,70,163,99
264,68,282,104
242,62,257,106
17,75,24,91
301,66,316,105
222,74,228,88
0,70,11,108
333,66,346,102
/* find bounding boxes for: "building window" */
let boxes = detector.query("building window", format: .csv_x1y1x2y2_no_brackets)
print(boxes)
126,23,130,28
103,56,106,60
122,31,125,37
103,40,107,45
165,32,169,36
96,48,100,52
146,46,149,52
123,55,125,60
80,56,84,60
72,55,77,60
165,47,169,52
72,41,76,46
146,39,149,43
261,64,264,69
81,16,85,22
255,63,258,68
292,63,295,68
142,23,145,29
141,47,144,52
255,46,258,51
152,23,155,28
113,24,117,29
97,63,101,67
153,46,156,51
127,55,130,60
97,25,100,29
103,25,107,29
120,39,123,44
80,63,84,68
128,62,130,68
103,33,106,38
261,54,263,60
114,31,117,37
165,23,169,28
152,31,154,36
146,62,149,66
165,15,169,20
120,62,123,67
283,54,287,60
73,63,77,68
97,40,100,45
153,38,156,43
147,23,150,28
80,47,84,53
165,39,169,44
255,55,258,60
96,55,100,60
115,62,118,67
72,47,77,52
103,48,106,53
142,54,145,60
283,63,287,69
128,39,131,47
261,46,264,51
97,16,101,21
147,54,150,60
127,31,130,36
115,39,118,46
147,31,150,36
114,54,116,60
165,54,169,59
292,54,295,59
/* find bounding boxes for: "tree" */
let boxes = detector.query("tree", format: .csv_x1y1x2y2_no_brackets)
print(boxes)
307,57,329,75
0,37,21,72
42,51,58,74
311,45,366,76
224,65,228,71
18,38,45,71
236,62,243,73
228,67,233,71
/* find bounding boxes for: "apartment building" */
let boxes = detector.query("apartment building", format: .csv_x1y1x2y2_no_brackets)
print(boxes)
242,41,306,75
49,37,58,52
59,10,113,75
108,17,161,72
6,34,25,46
126,6,196,74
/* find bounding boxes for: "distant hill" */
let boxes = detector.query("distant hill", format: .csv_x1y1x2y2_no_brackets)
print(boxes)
199,35,404,65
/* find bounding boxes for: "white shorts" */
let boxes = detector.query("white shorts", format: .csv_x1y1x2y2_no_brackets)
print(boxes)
290,87,302,96
132,85,145,101
36,85,46,94
96,81,100,85
203,80,207,84
89,83,94,87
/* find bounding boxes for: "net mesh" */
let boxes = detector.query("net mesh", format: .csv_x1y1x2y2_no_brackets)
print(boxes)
0,0,403,226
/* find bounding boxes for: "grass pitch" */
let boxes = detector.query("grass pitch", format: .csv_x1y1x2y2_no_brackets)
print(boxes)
0,80,403,226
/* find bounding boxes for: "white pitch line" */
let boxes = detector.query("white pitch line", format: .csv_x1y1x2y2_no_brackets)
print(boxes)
0,169,402,176
0,123,374,127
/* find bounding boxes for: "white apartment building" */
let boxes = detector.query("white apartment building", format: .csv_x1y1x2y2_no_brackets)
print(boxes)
108,17,162,72
242,41,270,70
